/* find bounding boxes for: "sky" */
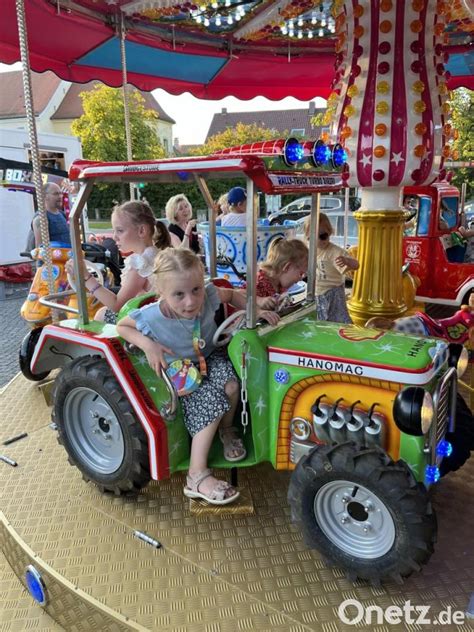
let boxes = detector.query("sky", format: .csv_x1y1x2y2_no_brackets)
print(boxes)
0,62,326,145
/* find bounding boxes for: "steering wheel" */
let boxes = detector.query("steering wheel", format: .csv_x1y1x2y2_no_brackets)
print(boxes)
67,260,104,293
212,310,246,347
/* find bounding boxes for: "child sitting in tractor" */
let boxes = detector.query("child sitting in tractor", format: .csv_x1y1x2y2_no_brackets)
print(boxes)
116,248,278,506
66,201,170,323
255,238,309,302
304,213,359,323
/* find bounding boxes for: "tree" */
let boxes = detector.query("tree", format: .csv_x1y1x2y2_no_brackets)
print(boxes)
193,122,282,155
71,84,165,162
72,85,165,211
449,88,474,200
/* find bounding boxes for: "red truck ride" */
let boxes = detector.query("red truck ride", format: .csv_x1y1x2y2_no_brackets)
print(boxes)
402,182,474,307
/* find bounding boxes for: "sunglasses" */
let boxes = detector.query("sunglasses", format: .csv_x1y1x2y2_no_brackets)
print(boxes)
319,232,329,240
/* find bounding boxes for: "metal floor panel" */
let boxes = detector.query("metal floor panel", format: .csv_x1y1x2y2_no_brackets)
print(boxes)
0,375,473,632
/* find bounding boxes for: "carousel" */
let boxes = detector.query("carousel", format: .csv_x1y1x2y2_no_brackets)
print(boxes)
1,1,474,631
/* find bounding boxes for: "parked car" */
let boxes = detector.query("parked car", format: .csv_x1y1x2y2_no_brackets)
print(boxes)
268,194,361,225
290,209,359,249
268,195,341,224
464,201,474,227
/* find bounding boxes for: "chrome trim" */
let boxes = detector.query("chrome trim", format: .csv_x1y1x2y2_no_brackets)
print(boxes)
430,367,457,464
39,290,79,314
290,438,315,464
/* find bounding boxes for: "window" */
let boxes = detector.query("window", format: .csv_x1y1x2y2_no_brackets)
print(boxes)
439,196,458,231
290,128,305,138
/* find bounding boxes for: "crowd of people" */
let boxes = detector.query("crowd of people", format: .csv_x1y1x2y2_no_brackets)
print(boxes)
33,182,364,507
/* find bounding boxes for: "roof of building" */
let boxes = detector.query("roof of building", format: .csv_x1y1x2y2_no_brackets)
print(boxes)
51,81,175,124
0,70,61,119
206,104,325,140
173,143,200,156
0,70,175,125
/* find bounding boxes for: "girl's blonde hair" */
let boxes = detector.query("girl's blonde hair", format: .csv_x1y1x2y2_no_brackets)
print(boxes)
113,201,168,250
165,194,192,224
152,247,204,292
303,212,333,241
260,238,308,277
217,192,229,214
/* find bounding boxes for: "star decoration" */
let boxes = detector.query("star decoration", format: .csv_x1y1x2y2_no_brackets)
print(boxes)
359,153,372,168
254,395,267,415
391,152,404,166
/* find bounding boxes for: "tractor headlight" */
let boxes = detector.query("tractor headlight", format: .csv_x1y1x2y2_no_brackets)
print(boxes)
290,417,311,441
448,343,469,378
393,387,434,436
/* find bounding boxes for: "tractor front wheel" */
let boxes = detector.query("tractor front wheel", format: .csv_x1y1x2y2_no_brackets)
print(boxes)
53,356,151,494
19,328,50,381
288,442,437,584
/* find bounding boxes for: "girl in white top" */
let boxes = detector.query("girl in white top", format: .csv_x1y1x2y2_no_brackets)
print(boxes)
67,201,170,323
117,248,279,505
304,213,359,323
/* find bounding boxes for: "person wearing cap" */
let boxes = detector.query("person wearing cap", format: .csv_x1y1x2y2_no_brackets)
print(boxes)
220,187,247,227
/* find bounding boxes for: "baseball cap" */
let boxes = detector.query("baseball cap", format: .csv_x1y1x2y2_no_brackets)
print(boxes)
227,187,247,206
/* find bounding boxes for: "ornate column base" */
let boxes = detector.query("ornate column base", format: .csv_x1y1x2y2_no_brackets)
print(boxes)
348,210,408,326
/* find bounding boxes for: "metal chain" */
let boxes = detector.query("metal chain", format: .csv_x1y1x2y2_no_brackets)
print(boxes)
15,0,55,297
119,14,134,201
240,339,249,433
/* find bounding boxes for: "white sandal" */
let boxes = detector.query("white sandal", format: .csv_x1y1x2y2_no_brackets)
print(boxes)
219,426,247,462
184,468,240,505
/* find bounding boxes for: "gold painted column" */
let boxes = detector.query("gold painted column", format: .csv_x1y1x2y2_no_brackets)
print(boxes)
327,1,453,323
349,210,407,325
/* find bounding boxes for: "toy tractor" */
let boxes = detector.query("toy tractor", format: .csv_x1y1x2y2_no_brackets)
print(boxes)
28,139,472,584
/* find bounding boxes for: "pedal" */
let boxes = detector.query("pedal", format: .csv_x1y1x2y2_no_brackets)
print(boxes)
189,486,254,516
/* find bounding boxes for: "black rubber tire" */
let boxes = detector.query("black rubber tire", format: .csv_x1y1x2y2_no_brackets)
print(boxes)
288,442,437,584
440,393,473,476
52,355,151,494
19,328,50,381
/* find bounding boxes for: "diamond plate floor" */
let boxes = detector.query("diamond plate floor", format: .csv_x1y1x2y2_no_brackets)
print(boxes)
0,375,473,632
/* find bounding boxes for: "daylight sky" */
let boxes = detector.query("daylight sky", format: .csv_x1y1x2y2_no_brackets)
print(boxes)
0,62,326,145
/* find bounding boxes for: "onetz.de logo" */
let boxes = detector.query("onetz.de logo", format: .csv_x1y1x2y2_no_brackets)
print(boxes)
338,598,466,626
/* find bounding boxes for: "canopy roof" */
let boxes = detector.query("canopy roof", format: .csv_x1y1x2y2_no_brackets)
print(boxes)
1,0,472,99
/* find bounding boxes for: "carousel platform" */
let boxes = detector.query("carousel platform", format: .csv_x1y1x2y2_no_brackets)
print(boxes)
1,373,473,632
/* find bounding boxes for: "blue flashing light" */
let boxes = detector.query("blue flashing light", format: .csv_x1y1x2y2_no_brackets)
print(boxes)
332,143,348,168
436,439,453,458
25,565,47,606
312,140,331,166
283,138,304,166
425,464,441,485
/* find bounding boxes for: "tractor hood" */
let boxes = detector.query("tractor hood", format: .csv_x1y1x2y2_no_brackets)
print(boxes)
265,316,448,386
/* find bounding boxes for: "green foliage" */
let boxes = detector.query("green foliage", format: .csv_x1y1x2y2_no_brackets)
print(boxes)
192,122,282,155
310,111,327,128
71,84,165,162
449,88,474,200
72,85,166,214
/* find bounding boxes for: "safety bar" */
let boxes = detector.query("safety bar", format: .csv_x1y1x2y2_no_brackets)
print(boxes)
123,342,178,421
38,291,80,314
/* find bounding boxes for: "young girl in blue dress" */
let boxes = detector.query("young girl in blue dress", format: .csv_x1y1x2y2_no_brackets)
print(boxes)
117,248,279,505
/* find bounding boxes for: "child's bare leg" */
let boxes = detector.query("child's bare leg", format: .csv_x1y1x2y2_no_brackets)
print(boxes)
219,380,246,460
93,306,107,322
220,380,239,431
189,416,221,475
